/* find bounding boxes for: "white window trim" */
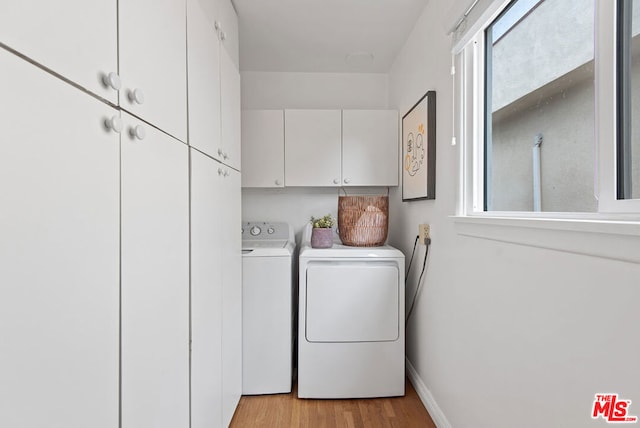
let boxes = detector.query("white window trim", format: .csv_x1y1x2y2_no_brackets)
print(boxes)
454,0,640,261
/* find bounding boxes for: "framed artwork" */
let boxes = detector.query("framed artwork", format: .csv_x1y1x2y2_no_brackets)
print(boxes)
402,91,436,201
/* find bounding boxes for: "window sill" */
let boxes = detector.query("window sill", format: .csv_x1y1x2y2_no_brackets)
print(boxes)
452,215,640,264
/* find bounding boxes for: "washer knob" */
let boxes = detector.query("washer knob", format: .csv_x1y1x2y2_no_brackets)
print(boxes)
250,226,261,236
267,227,275,234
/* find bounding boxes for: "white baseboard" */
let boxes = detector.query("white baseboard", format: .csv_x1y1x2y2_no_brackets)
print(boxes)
406,358,452,428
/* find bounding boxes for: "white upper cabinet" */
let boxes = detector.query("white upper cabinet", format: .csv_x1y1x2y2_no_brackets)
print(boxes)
0,0,118,104
0,48,120,428
342,110,398,186
281,109,398,187
213,0,239,69
285,109,343,187
187,0,240,169
195,0,238,68
241,110,285,188
119,0,188,142
187,0,222,158
220,47,242,170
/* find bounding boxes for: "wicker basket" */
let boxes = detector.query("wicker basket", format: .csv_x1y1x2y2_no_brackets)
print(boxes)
338,195,389,247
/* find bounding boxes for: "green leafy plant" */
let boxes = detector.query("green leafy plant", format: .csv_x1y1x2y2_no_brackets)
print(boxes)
310,214,335,228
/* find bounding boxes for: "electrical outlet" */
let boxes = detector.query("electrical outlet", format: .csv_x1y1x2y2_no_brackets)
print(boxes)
418,224,430,244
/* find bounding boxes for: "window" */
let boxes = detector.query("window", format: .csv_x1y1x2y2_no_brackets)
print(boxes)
618,0,640,200
485,0,596,212
457,0,640,217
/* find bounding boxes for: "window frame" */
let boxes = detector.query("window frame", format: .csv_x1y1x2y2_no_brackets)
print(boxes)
456,0,640,220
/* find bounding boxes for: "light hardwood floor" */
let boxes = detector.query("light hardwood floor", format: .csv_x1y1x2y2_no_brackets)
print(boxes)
229,379,436,427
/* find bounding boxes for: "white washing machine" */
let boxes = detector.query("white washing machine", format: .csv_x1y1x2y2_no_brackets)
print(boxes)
242,222,295,395
298,225,405,399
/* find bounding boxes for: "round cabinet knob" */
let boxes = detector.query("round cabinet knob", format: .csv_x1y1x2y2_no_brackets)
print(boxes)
267,227,275,234
105,116,123,133
218,168,224,176
333,178,340,185
223,152,229,160
130,125,146,140
275,179,282,186
344,178,351,184
223,169,230,177
217,148,224,158
219,31,227,41
250,226,261,236
128,88,145,104
103,72,121,91
214,20,220,30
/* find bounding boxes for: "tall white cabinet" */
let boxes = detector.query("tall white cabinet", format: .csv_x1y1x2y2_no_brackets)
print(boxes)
191,150,224,428
121,113,190,428
0,0,242,426
191,152,242,428
0,46,120,428
220,166,242,427
187,0,242,426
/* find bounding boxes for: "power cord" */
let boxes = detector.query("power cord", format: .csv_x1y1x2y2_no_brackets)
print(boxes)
406,237,431,324
404,236,419,283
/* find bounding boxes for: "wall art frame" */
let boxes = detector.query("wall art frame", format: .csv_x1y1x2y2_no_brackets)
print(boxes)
402,90,436,201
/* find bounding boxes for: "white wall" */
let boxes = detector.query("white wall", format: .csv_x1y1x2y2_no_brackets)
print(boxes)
389,1,640,427
241,71,390,242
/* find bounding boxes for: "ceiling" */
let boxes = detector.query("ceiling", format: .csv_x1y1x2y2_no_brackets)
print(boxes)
233,0,429,73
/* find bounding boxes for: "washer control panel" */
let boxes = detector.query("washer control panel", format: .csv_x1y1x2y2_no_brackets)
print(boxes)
242,222,291,241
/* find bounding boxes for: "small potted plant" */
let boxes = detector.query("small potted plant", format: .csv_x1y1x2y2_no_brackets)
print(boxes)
310,214,335,248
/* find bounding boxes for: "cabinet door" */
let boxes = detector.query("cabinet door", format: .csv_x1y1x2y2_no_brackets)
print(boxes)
215,0,240,69
342,110,399,186
121,113,189,428
241,110,285,187
187,0,222,159
119,0,188,142
220,167,242,427
0,49,119,428
285,109,342,186
190,149,223,428
220,47,242,170
0,0,118,104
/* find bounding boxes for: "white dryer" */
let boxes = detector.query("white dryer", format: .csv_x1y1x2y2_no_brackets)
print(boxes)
298,225,405,399
242,222,295,395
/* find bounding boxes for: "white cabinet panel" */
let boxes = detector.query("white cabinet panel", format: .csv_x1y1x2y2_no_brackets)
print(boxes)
221,167,242,427
191,150,224,428
121,113,189,428
0,49,119,428
285,109,342,186
119,0,187,142
342,110,399,186
187,0,222,159
0,0,118,104
221,47,242,170
241,110,285,187
215,0,240,69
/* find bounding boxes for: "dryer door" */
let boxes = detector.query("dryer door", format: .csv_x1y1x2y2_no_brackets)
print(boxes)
305,261,399,342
